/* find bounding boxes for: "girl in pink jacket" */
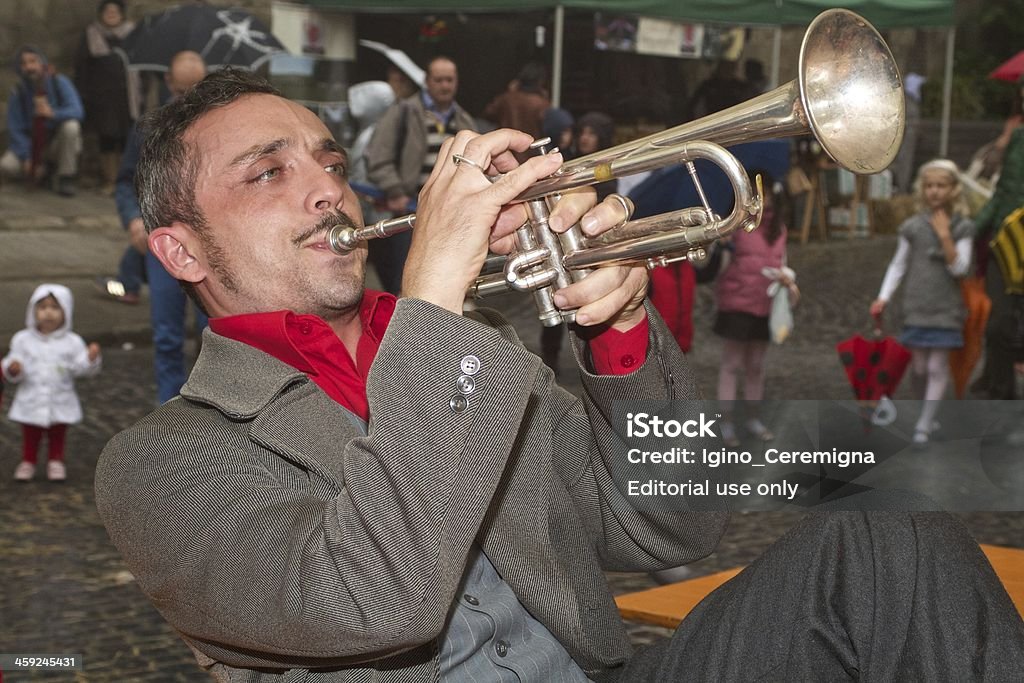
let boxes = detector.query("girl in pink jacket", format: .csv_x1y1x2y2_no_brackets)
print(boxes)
713,171,798,446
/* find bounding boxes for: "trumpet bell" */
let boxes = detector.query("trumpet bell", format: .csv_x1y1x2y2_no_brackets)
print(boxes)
800,9,905,174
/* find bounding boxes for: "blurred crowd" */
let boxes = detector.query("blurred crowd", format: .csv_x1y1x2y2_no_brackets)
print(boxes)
3,1,1024,488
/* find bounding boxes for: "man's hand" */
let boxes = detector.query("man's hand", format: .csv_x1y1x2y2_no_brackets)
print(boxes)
87,343,101,363
543,193,648,332
33,95,53,119
7,360,22,378
404,129,647,329
488,191,648,331
128,218,148,254
402,128,564,314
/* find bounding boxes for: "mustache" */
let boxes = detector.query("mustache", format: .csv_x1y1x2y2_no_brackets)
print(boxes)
292,211,358,246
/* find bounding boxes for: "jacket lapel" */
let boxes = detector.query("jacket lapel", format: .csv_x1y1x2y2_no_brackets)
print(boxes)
180,329,362,487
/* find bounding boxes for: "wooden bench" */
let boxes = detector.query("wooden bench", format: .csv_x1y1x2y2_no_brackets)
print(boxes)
616,544,1024,629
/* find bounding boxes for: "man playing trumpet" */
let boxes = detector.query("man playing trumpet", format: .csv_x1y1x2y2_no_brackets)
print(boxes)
96,69,1022,682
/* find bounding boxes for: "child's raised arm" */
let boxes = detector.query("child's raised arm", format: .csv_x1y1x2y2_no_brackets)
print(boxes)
68,337,102,377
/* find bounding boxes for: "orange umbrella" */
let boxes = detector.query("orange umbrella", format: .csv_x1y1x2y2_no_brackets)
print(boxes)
990,51,1024,82
950,276,992,398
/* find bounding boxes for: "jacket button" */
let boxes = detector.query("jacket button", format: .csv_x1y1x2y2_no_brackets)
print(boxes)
460,355,481,375
463,593,479,605
495,640,508,657
449,394,468,413
456,374,475,394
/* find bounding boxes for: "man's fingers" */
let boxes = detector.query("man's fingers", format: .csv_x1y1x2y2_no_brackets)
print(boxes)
491,206,530,247
482,151,563,208
546,187,599,234
574,193,633,237
456,128,536,172
551,266,648,326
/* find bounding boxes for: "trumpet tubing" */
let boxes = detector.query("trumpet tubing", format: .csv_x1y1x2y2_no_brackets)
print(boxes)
329,8,904,326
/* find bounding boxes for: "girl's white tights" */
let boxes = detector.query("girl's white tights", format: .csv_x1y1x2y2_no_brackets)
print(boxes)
910,347,950,435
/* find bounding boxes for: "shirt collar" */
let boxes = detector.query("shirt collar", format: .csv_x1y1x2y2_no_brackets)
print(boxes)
421,90,455,121
208,290,396,373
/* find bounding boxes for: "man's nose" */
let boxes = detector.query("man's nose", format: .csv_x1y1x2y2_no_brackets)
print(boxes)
305,166,344,213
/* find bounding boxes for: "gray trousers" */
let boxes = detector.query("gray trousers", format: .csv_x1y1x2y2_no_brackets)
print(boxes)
608,512,1024,682
0,119,82,179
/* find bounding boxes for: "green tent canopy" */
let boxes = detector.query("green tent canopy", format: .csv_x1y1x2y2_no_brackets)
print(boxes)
307,0,953,29
306,0,957,155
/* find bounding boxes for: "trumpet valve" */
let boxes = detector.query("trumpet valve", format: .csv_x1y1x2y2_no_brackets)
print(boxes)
504,247,557,292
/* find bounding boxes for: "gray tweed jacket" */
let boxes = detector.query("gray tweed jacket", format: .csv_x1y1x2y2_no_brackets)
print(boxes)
95,298,727,683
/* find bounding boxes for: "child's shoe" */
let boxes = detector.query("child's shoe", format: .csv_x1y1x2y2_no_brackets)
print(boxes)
720,421,741,448
912,430,930,448
745,418,774,442
46,460,66,482
14,460,35,481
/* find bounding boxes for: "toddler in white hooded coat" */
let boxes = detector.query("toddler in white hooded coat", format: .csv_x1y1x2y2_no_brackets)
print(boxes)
2,284,101,481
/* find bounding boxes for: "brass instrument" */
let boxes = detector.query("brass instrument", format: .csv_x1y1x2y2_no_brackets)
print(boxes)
328,8,905,326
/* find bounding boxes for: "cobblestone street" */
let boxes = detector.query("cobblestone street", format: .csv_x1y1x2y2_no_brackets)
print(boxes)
1,184,1021,680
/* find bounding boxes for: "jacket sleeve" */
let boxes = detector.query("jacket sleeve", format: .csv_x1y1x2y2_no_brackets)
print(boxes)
115,124,142,228
549,303,728,570
1,331,28,383
6,89,30,161
51,75,84,124
364,101,408,197
66,334,101,378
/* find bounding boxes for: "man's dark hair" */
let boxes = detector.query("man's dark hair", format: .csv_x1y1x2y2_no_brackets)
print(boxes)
135,67,280,234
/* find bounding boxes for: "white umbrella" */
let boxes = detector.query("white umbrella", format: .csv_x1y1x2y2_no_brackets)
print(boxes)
358,39,425,89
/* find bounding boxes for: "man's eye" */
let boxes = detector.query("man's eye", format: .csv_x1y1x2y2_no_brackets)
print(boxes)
326,163,347,177
252,168,280,183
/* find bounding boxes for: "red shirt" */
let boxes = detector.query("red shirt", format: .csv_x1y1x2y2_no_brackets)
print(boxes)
210,291,649,421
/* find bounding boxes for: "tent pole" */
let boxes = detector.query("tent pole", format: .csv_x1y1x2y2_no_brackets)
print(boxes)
770,25,782,89
940,26,955,158
552,5,565,108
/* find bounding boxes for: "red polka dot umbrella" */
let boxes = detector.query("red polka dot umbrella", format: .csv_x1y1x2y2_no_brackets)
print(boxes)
836,321,911,402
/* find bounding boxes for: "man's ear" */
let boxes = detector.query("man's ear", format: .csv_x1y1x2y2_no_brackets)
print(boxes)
148,224,206,284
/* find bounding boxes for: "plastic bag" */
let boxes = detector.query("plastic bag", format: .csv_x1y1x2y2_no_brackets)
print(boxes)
763,266,796,344
768,286,793,344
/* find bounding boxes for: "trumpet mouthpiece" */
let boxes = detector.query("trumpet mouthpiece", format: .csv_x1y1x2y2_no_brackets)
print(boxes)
327,225,360,253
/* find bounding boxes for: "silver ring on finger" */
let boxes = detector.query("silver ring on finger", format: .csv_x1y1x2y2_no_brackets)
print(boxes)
452,153,486,173
608,193,634,230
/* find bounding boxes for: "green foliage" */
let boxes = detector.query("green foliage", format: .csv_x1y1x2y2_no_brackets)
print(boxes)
950,0,1024,120
921,75,980,119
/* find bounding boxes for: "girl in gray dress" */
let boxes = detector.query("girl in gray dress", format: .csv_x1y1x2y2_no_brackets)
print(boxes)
871,159,975,444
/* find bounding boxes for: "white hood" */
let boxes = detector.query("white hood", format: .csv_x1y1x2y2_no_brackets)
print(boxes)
348,80,395,128
25,283,74,336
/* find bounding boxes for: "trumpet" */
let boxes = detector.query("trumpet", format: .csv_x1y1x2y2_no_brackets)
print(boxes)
328,8,905,326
